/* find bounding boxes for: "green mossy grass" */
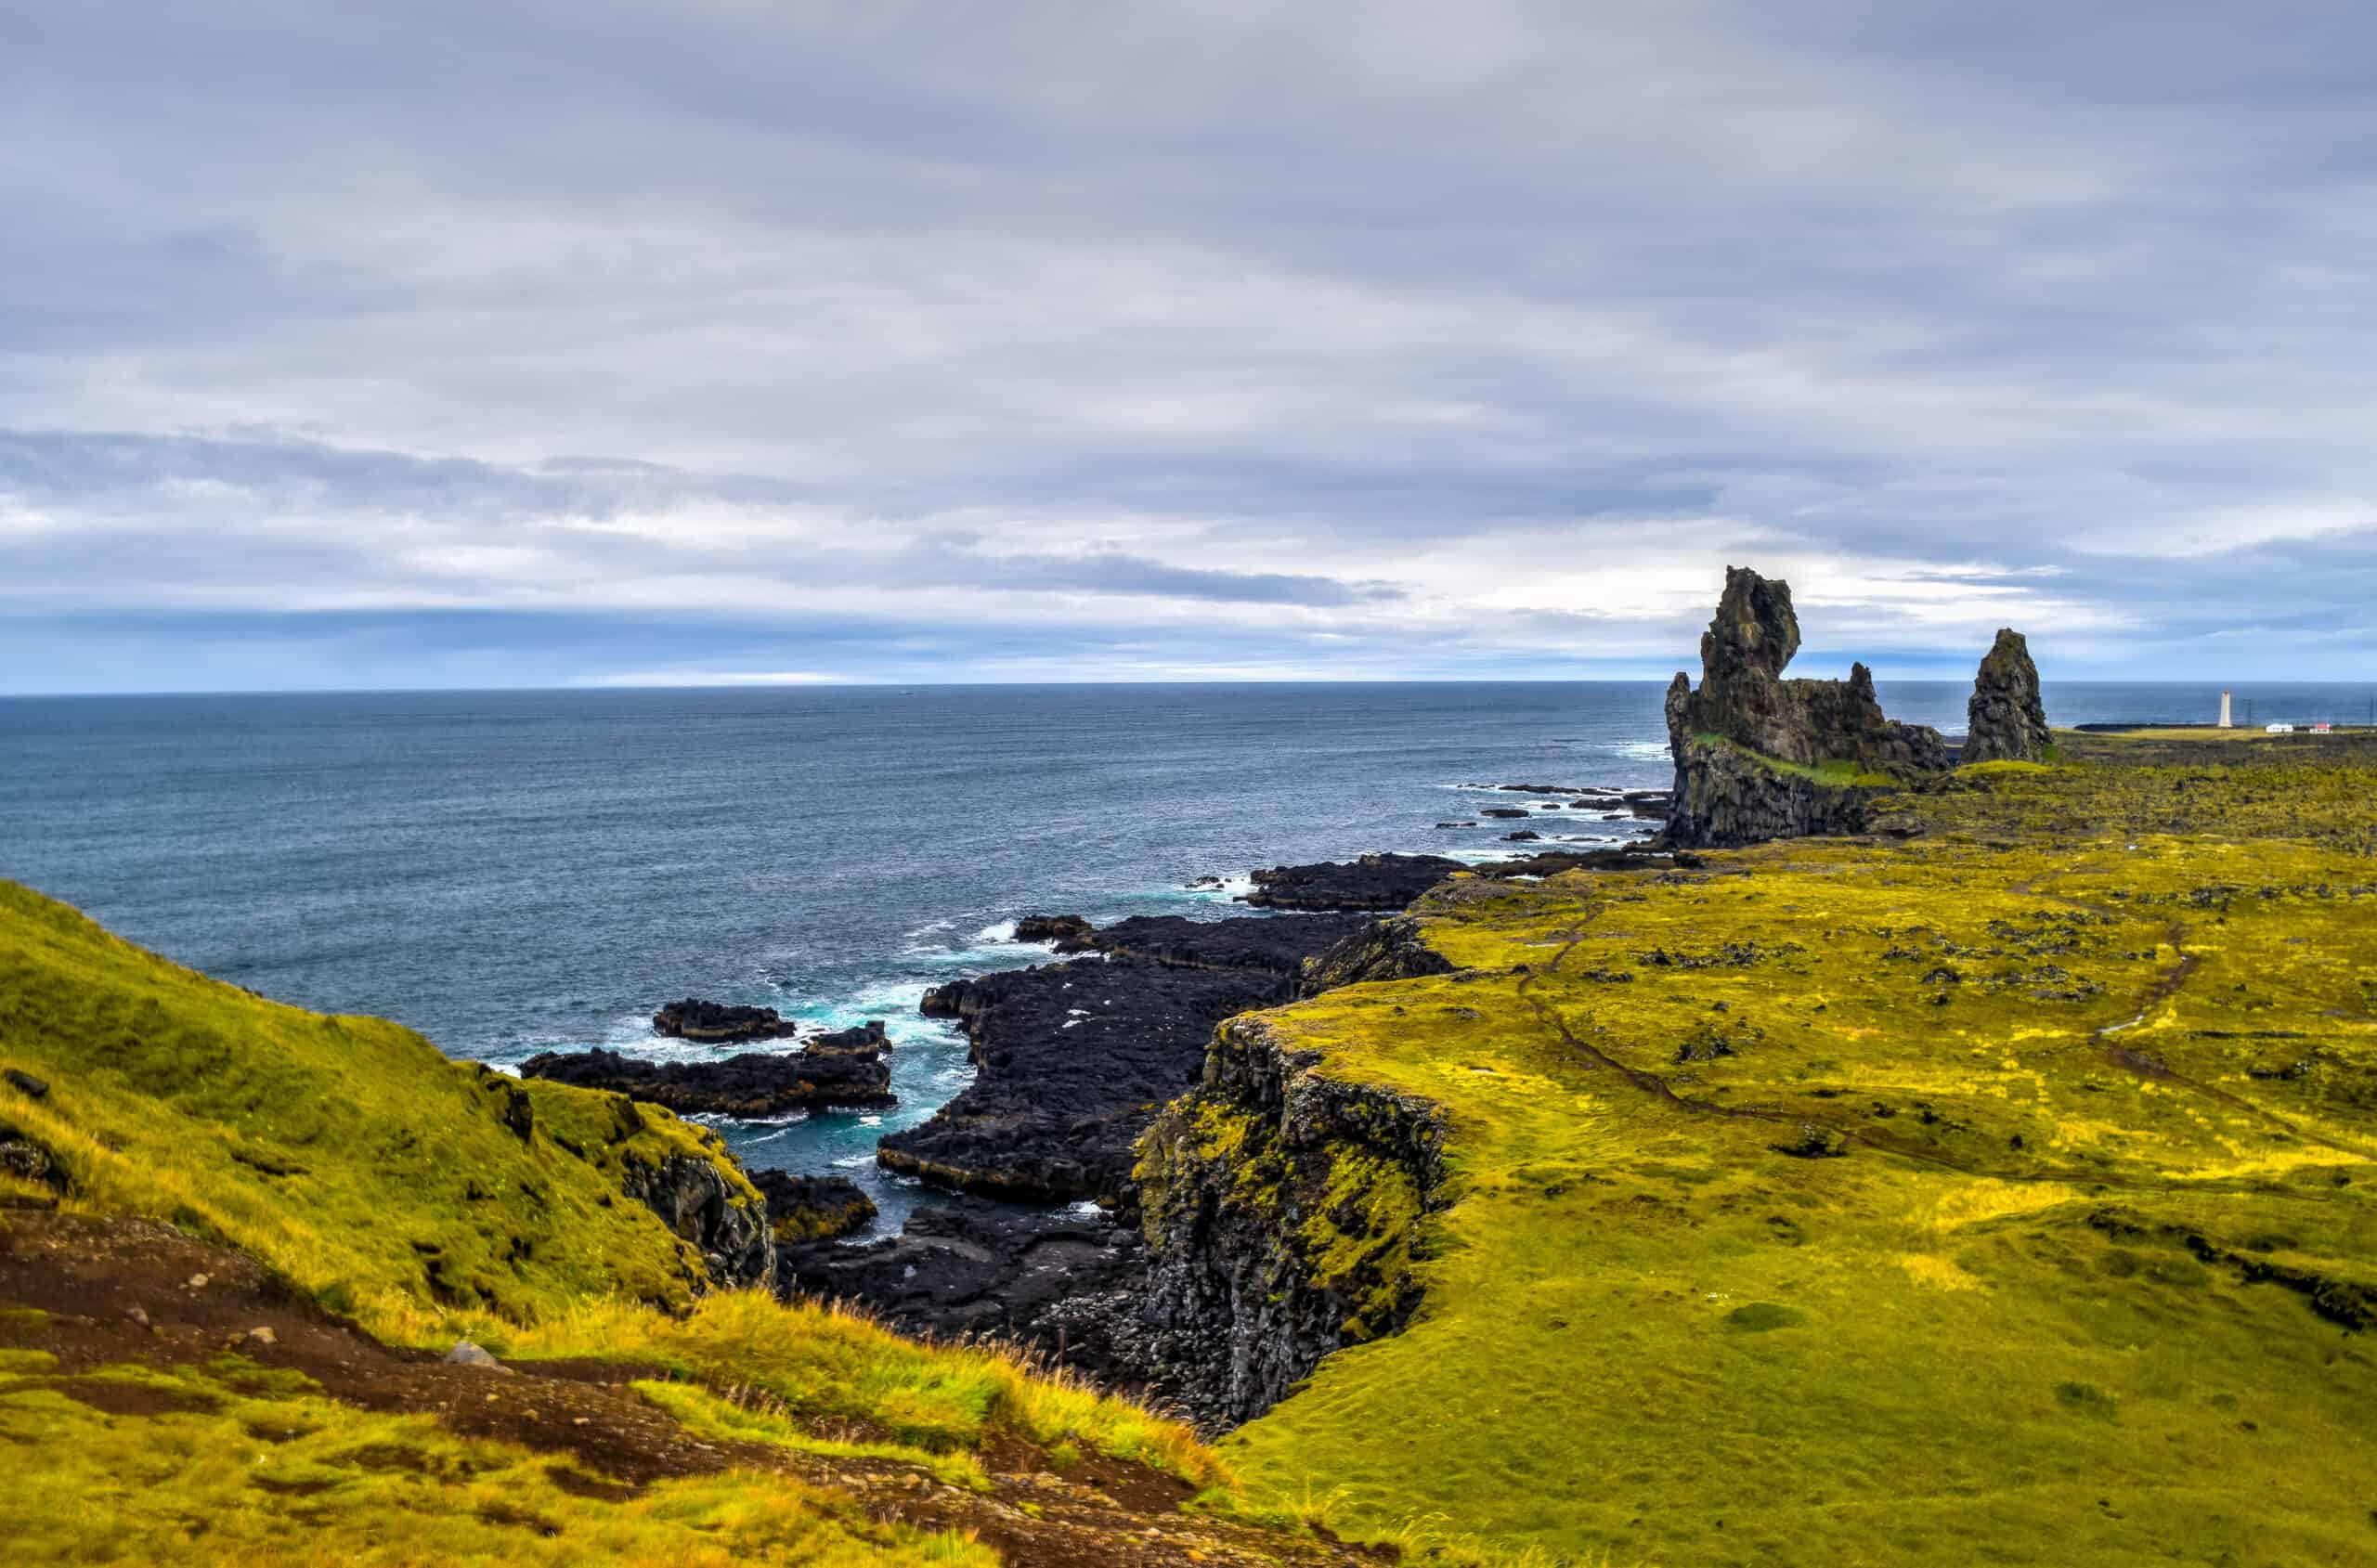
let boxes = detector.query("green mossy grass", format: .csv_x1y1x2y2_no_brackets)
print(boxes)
1215,750,2377,1565
0,1354,996,1566
507,1289,1227,1489
0,879,760,1341
0,879,1260,1563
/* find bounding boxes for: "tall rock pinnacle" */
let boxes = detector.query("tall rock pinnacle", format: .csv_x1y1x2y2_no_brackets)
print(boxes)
1963,629,2050,763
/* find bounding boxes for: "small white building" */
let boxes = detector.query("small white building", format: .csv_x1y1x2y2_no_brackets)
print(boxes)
2267,722,2295,734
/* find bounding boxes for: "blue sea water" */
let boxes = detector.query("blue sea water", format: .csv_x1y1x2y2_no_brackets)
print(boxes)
3,679,2368,1230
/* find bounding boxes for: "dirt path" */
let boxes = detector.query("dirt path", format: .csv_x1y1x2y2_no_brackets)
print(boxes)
0,1211,1382,1568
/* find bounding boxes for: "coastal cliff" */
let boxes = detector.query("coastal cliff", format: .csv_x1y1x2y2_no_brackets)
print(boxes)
1130,1011,1450,1427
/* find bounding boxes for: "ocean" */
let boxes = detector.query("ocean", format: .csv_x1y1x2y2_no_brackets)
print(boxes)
4,679,2366,1230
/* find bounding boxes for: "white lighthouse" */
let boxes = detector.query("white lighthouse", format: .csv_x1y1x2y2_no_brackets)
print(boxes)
2219,690,2233,729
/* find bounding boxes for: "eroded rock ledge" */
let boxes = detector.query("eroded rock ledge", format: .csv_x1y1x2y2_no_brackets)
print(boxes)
1124,1014,1451,1428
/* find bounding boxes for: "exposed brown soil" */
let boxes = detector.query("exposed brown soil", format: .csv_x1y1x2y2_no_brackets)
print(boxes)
0,1211,1384,1568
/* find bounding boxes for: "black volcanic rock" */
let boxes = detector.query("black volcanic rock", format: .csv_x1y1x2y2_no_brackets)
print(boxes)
1663,567,1951,847
1014,914,1096,951
652,998,797,1044
890,957,1287,1203
748,1169,877,1243
1480,807,1531,820
519,1026,892,1118
1079,913,1370,975
778,1199,1147,1376
1965,628,2051,763
1242,853,1465,911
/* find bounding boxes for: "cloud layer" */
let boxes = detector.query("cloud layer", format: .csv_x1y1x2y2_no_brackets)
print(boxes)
6,2,2373,689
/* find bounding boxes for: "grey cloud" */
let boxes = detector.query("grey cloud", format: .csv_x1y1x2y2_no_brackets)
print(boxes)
5,3,2377,687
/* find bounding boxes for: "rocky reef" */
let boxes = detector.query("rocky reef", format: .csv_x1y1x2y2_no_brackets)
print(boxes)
1243,852,1466,910
1964,627,2051,762
887,959,1294,1203
778,1199,1147,1369
1664,566,1949,847
651,997,798,1043
519,1022,893,1116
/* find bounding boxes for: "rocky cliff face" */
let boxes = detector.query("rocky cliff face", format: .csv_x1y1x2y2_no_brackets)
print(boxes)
1665,566,1949,847
1964,628,2050,763
1128,1015,1449,1430
617,1149,776,1290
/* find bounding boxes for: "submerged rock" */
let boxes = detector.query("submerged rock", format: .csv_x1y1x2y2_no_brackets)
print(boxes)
1964,628,2051,763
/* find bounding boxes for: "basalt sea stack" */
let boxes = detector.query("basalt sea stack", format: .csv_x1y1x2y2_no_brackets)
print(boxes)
1963,627,2051,763
1664,566,1949,847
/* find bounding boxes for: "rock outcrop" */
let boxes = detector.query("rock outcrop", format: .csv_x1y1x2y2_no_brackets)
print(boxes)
1242,853,1467,911
778,1199,1146,1369
519,1023,893,1117
1665,566,1949,847
891,958,1291,1203
1129,1015,1451,1429
617,1149,775,1289
651,998,798,1043
1964,628,2051,763
747,1169,877,1243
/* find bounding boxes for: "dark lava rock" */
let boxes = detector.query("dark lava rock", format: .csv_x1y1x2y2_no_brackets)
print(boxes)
1473,846,1688,878
1014,914,1096,951
892,957,1290,1203
748,1169,877,1243
1623,790,1673,820
1663,566,1950,848
1502,829,1541,842
1434,821,1477,829
1299,915,1458,993
1480,807,1531,820
519,1027,892,1118
1965,628,2051,763
617,1150,775,1287
778,1199,1145,1374
651,998,798,1044
1078,913,1369,976
3,1069,47,1101
1243,853,1465,911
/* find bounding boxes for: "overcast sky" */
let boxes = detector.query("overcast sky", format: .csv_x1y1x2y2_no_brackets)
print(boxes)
6,2,2373,691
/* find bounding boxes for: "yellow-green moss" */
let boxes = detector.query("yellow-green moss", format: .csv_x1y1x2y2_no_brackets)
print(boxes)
1218,750,2377,1565
0,1354,995,1566
0,880,764,1341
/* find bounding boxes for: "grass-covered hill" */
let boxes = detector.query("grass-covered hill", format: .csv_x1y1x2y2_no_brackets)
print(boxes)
0,880,1367,1567
1200,737,2377,1565
0,877,767,1338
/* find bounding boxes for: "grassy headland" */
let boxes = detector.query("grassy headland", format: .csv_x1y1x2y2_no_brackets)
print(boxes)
0,880,1347,1567
1209,734,2377,1565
